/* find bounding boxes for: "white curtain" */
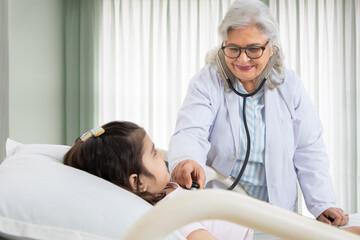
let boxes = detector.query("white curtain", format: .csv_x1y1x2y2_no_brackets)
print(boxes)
99,0,359,214
0,0,9,162
269,0,360,214
99,0,233,150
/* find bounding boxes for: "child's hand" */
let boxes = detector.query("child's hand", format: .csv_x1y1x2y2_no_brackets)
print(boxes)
187,229,217,240
342,226,360,235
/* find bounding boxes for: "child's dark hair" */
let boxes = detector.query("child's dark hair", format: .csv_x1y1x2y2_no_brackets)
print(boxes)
63,121,165,205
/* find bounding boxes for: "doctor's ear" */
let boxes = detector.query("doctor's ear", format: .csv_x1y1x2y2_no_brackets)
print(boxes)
270,45,280,57
270,47,275,56
129,174,147,192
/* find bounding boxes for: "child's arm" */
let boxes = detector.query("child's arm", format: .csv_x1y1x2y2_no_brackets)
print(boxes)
187,229,217,240
342,226,360,235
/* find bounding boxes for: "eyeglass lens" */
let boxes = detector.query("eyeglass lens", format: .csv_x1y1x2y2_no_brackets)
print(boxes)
223,46,264,59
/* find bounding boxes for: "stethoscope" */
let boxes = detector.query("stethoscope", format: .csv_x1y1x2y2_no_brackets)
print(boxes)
216,46,279,190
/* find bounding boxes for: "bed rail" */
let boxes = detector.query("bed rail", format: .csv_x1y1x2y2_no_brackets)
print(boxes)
121,189,359,240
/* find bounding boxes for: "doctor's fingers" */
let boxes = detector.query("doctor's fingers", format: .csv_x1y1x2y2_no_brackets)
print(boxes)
173,159,205,189
190,166,206,189
329,208,349,226
323,208,347,226
317,214,332,225
333,209,349,226
340,214,349,226
172,160,195,188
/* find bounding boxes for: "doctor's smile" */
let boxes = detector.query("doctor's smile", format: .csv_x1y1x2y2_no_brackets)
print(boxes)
236,65,254,71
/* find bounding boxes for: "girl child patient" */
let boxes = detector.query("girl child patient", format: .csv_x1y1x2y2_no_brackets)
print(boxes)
64,121,360,239
63,121,253,240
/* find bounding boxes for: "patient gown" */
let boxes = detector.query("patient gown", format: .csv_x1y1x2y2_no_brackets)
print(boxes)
159,182,253,240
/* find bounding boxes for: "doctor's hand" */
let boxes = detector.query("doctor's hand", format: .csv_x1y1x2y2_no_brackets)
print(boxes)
171,159,205,189
317,207,349,226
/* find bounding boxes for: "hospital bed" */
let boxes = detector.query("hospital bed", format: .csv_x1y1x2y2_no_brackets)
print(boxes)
0,139,359,240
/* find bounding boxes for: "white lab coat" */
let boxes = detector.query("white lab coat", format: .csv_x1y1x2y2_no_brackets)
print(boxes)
168,64,337,218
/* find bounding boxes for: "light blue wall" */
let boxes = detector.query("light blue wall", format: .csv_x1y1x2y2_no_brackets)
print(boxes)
8,0,64,144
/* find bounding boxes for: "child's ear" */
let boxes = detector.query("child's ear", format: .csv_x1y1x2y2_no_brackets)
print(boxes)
129,174,139,192
129,174,147,192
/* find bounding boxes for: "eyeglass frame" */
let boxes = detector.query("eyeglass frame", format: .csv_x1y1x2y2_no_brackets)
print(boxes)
221,41,269,60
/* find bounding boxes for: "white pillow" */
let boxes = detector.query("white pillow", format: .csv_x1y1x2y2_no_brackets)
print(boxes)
0,139,183,240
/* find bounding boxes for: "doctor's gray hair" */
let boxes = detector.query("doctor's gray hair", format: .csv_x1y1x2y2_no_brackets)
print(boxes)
208,0,285,89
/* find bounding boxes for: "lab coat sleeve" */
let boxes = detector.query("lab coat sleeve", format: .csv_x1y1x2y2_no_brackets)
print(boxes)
167,65,223,175
291,73,337,218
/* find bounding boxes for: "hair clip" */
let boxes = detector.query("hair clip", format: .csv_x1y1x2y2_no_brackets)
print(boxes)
80,131,93,142
80,126,105,142
90,126,105,137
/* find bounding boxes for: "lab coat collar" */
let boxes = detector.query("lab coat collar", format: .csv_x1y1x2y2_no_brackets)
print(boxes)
224,88,240,157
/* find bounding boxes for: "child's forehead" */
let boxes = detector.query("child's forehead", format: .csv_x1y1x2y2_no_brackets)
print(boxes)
142,134,154,150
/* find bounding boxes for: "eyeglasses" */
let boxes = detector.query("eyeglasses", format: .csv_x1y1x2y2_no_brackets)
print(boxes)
221,41,269,59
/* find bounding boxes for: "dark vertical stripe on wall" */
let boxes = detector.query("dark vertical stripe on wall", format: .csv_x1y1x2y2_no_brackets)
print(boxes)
260,0,269,6
0,0,9,162
64,0,81,145
64,0,100,145
79,0,100,133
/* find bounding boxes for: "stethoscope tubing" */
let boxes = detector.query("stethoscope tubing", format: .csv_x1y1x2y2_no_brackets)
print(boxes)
226,78,266,190
216,46,279,190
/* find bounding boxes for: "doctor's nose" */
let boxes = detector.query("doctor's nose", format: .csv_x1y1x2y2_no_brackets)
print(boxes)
236,50,251,63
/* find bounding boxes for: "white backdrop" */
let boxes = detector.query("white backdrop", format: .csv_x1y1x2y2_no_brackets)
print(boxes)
99,0,233,150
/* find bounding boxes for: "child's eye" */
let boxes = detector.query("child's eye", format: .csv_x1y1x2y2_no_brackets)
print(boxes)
154,150,158,156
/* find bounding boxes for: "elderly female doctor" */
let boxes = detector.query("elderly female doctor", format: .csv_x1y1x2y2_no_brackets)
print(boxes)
168,0,348,226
